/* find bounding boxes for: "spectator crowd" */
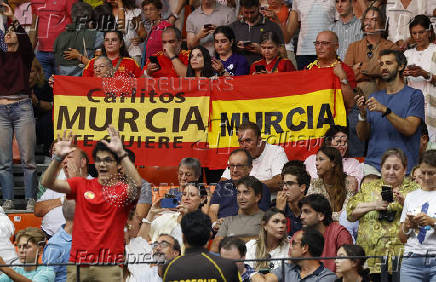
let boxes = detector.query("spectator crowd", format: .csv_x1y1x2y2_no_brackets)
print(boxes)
1,0,436,281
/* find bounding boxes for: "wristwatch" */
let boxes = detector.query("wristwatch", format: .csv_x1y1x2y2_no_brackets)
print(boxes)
340,78,348,85
382,107,392,118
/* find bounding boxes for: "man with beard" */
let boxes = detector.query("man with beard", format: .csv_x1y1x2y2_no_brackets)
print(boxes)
251,227,336,282
356,49,425,176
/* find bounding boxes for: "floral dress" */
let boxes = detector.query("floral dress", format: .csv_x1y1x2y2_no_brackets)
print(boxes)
347,178,419,273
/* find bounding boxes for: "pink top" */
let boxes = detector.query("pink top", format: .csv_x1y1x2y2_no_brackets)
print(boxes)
14,3,32,26
31,0,77,52
145,20,172,60
304,154,363,183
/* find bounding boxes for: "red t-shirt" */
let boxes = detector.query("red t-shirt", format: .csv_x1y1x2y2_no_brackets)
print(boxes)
143,50,190,78
82,57,142,78
66,177,133,263
307,60,357,89
322,222,353,272
31,0,77,52
249,56,296,74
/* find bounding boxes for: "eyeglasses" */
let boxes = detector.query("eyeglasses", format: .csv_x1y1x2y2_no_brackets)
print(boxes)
291,240,302,246
104,38,120,43
94,64,109,70
228,164,248,170
313,41,335,47
152,241,172,249
95,157,116,164
367,43,374,59
283,181,298,188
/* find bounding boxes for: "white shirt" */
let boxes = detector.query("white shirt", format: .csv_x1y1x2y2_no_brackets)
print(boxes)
245,239,290,270
0,208,18,264
125,237,162,282
400,189,436,255
404,44,436,141
222,143,289,181
293,0,336,55
386,0,436,43
38,173,93,236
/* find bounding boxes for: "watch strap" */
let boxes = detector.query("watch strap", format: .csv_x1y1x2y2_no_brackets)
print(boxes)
382,107,392,118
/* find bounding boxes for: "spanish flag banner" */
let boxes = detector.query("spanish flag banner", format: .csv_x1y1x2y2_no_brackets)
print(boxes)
53,68,346,168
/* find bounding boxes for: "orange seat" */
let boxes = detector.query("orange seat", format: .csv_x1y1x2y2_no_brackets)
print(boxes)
137,166,179,187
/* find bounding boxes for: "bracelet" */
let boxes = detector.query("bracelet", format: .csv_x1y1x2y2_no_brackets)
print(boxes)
358,113,367,122
169,55,178,61
53,154,65,163
142,218,152,224
402,224,412,235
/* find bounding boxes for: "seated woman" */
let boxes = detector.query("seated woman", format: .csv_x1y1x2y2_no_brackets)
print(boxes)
335,244,370,282
244,208,290,271
211,26,249,76
139,182,208,246
304,125,363,183
308,146,358,222
0,227,54,281
250,31,295,75
82,30,142,78
347,148,419,281
186,45,216,77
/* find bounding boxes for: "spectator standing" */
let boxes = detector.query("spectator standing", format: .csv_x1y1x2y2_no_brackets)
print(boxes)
35,148,90,239
162,210,241,281
344,6,398,98
306,31,356,112
186,45,217,77
245,208,290,271
0,207,17,264
0,228,55,281
329,0,363,61
53,2,104,77
251,228,337,282
230,0,284,65
212,26,250,76
0,4,37,211
356,49,425,175
299,194,353,272
219,237,255,282
275,162,310,237
139,0,172,65
186,0,236,55
220,122,288,194
386,0,436,47
404,15,436,142
42,200,75,282
143,26,190,78
287,0,336,70
30,0,77,79
307,146,358,222
83,31,142,77
250,31,295,74
347,148,419,280
210,176,266,253
304,125,363,182
209,149,271,223
399,150,436,282
40,126,142,279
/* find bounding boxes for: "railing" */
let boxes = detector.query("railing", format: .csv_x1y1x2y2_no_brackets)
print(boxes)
3,253,436,281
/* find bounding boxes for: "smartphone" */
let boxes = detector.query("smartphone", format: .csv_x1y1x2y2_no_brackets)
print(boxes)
258,268,270,274
149,55,161,70
160,194,179,209
255,65,267,73
242,41,252,46
381,185,394,203
204,24,213,30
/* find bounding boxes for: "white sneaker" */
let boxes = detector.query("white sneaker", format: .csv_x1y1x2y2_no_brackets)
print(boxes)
26,199,35,211
2,200,14,211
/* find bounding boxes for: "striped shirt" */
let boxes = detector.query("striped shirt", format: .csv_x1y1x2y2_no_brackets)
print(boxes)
293,0,336,56
329,16,363,61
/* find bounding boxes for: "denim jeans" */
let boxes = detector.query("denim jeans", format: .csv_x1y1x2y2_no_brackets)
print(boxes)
0,99,37,200
36,51,55,80
400,254,436,282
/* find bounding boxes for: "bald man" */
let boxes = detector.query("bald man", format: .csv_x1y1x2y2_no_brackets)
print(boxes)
306,31,356,113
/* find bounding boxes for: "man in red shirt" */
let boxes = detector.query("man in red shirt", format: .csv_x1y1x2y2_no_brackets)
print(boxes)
143,26,189,78
299,193,352,272
306,31,356,113
40,126,142,280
